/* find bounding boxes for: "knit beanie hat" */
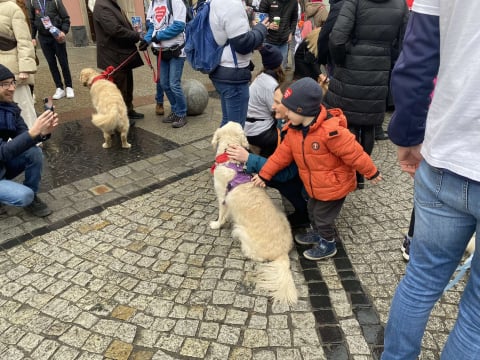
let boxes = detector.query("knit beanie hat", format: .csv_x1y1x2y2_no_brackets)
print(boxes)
260,44,283,70
0,64,15,82
282,77,323,116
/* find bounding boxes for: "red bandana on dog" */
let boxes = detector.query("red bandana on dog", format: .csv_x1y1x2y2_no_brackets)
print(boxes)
90,66,116,86
210,152,230,174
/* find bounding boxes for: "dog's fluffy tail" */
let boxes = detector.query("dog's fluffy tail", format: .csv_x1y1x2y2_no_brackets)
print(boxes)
256,253,298,305
91,102,127,130
91,113,115,128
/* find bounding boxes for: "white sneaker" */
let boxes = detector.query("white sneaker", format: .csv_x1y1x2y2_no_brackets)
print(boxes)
66,87,74,98
52,88,65,100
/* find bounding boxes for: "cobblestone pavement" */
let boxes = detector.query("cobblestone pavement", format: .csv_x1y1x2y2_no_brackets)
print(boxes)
0,45,467,359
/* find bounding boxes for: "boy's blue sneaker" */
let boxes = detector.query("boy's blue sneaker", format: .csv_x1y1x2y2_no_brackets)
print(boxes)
295,231,320,245
303,239,337,260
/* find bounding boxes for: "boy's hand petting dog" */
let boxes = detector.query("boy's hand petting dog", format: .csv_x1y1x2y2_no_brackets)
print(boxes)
368,172,383,185
226,144,249,163
252,174,266,188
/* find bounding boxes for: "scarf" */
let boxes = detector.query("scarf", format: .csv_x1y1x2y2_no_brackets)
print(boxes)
0,102,20,133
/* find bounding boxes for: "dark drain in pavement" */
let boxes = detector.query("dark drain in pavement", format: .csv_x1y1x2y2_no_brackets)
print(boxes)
40,119,178,191
296,240,385,359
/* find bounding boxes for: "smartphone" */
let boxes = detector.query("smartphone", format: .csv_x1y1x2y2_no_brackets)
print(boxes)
255,12,269,23
44,97,54,112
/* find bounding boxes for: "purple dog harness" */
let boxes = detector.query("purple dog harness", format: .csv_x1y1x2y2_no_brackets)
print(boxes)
225,162,252,192
211,153,252,194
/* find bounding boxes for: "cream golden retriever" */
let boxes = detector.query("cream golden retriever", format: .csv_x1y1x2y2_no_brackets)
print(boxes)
210,122,298,305
79,68,131,149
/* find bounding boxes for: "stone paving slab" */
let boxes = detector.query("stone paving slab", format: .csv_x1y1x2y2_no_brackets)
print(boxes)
0,44,469,360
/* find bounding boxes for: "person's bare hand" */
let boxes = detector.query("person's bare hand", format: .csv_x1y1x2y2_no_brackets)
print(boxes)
368,172,383,185
29,110,58,138
397,145,423,178
226,144,249,163
32,39,37,47
261,18,270,28
252,174,266,187
269,23,279,31
318,73,329,94
57,31,66,43
18,72,29,80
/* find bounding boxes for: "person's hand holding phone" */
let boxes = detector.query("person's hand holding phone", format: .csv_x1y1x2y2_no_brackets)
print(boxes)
28,97,58,138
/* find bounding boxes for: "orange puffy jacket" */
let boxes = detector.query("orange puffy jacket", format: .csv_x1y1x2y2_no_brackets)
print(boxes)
259,106,378,201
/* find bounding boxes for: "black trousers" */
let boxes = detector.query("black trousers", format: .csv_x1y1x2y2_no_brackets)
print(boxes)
308,197,346,241
111,68,134,112
267,174,308,215
246,122,279,158
349,124,375,186
38,35,72,89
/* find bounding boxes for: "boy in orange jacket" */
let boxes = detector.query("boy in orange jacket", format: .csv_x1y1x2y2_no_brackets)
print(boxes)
253,77,383,260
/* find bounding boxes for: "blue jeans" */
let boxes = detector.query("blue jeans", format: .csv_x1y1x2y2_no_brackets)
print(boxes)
160,57,187,117
0,146,43,206
382,161,480,360
156,80,164,105
211,80,249,128
154,54,164,104
266,42,289,68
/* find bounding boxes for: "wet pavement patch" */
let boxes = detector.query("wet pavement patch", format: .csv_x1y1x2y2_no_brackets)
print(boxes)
40,119,178,191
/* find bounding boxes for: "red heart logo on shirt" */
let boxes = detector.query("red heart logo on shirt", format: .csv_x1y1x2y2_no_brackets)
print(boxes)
155,6,167,23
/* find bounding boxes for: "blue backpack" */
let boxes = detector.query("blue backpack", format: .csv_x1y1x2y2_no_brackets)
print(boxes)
185,0,236,74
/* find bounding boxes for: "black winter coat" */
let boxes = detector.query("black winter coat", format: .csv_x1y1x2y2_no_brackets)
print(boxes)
316,0,344,67
92,0,143,71
293,37,320,81
323,0,408,126
259,0,298,45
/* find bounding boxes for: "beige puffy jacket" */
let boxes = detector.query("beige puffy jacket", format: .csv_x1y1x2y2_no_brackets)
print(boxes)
0,0,36,85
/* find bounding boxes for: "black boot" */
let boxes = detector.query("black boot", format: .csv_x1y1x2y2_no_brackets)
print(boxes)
375,125,389,140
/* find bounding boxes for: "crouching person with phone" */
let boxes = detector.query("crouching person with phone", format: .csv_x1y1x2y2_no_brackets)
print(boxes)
0,64,58,217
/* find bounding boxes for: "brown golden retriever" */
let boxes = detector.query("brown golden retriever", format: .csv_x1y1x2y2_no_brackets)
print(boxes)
79,68,131,149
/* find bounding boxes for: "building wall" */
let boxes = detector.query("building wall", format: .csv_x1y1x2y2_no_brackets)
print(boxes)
63,0,146,45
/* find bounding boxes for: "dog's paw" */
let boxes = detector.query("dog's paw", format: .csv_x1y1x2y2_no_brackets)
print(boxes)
102,143,112,149
210,220,222,230
122,143,132,149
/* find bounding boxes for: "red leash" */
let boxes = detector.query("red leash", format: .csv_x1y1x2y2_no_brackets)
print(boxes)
110,50,140,76
142,50,159,83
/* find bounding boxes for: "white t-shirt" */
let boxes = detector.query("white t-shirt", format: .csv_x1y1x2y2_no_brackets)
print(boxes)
147,0,186,50
245,73,278,137
209,0,252,68
414,0,480,182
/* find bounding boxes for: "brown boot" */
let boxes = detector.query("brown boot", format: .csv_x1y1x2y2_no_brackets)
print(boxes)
155,103,164,115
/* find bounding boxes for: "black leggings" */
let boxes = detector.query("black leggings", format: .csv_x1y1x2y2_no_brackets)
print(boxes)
348,125,375,155
349,125,375,186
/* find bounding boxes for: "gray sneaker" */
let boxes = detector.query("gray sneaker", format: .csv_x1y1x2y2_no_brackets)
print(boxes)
25,195,52,217
294,231,320,245
163,113,177,123
172,115,187,128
